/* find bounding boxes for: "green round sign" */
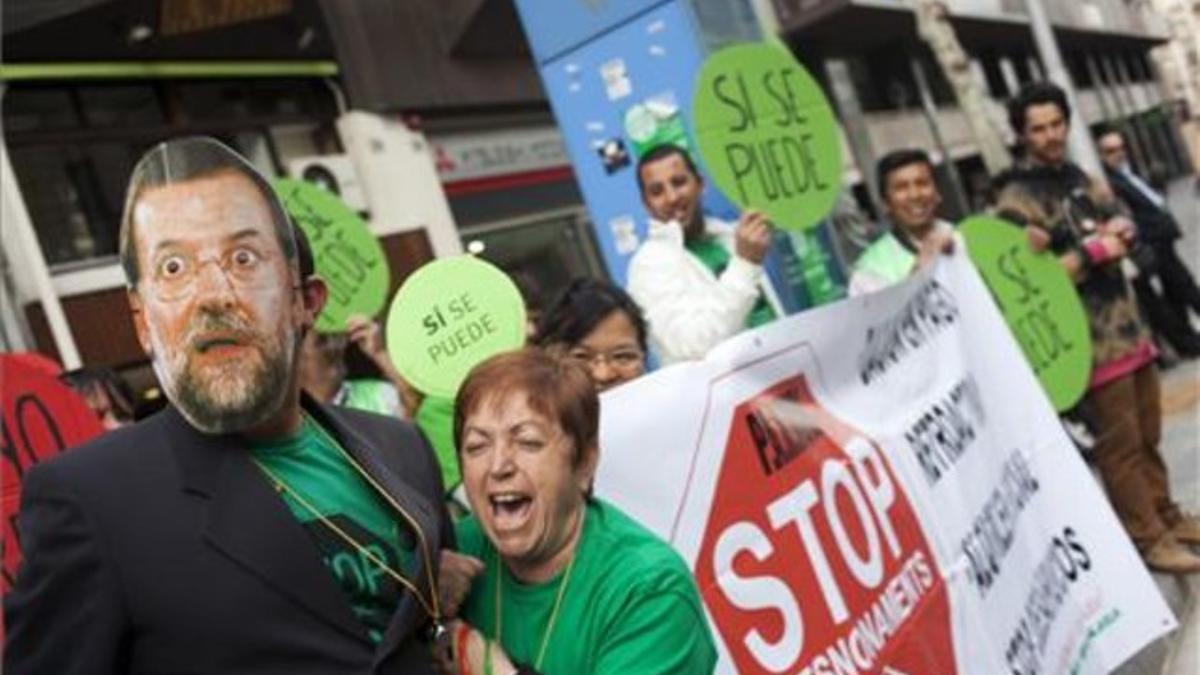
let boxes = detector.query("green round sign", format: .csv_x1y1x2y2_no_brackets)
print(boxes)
385,256,526,399
961,216,1093,411
273,179,390,333
691,41,842,231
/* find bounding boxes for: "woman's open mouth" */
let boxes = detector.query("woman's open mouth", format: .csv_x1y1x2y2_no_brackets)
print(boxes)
489,492,533,531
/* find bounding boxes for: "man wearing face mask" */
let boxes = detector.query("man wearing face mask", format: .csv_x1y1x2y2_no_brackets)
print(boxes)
4,137,452,674
627,143,784,364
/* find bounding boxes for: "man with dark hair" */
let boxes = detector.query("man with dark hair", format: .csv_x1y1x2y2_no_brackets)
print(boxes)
627,143,782,363
849,149,956,295
5,137,453,673
993,84,1200,574
1005,82,1071,156
1096,127,1200,358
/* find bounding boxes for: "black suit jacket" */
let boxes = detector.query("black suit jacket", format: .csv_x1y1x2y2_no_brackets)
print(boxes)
1105,167,1182,243
4,397,450,674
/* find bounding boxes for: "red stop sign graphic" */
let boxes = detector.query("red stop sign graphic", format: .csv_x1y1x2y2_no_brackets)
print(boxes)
695,374,955,674
2,355,105,593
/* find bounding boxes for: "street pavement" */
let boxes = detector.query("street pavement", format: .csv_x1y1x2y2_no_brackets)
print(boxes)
1158,177,1200,675
1116,176,1200,675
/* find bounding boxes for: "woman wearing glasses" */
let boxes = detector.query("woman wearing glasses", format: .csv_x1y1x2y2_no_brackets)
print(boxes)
533,279,648,392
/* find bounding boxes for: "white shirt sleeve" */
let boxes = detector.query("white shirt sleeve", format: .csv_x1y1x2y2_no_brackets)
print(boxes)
627,241,763,364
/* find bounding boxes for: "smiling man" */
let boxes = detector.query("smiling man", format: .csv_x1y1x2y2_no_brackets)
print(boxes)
849,149,955,296
4,137,452,674
626,144,783,364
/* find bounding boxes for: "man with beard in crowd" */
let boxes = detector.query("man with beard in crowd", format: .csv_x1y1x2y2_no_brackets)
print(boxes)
993,83,1200,574
4,137,452,673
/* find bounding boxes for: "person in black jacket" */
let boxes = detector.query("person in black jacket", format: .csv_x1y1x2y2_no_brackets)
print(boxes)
1097,127,1200,357
4,137,452,674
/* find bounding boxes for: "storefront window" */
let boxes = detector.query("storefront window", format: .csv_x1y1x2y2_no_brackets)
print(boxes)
4,87,81,132
77,85,164,128
9,135,271,268
461,211,605,314
4,79,334,269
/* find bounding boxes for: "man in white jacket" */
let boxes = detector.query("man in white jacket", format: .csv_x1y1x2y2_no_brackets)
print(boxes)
627,144,782,364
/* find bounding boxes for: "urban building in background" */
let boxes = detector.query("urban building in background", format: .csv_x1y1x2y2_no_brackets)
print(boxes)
1,0,1195,394
774,0,1194,218
1148,0,1200,171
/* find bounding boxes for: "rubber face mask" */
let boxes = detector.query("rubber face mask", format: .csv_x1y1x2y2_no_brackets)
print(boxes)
119,136,303,434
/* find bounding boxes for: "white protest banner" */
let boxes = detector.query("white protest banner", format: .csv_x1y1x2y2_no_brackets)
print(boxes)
597,249,1174,675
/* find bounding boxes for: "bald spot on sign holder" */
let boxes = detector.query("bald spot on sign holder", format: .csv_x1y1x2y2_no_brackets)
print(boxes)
386,256,526,399
961,216,1093,411
692,42,841,231
272,179,389,333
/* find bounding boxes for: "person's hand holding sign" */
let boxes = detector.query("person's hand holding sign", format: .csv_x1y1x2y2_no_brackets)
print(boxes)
1093,232,1128,259
1101,215,1136,245
347,314,386,362
914,227,956,272
734,210,774,264
437,550,484,618
692,42,841,233
1025,226,1051,253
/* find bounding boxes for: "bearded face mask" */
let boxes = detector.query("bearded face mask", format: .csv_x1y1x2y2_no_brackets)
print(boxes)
119,137,306,434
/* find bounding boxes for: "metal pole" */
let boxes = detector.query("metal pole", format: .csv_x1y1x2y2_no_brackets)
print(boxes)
1021,0,1104,178
824,58,883,211
910,54,971,216
1,140,82,368
1084,53,1150,172
1100,53,1153,174
0,250,32,352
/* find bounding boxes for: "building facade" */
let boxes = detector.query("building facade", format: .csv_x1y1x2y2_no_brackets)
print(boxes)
771,0,1190,221
1,0,1191,385
0,0,600,388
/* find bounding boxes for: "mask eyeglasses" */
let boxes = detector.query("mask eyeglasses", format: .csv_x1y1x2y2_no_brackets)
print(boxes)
144,242,283,302
567,347,644,372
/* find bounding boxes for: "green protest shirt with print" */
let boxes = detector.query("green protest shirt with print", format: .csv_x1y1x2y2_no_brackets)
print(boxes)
456,499,716,674
687,236,777,328
414,395,460,491
251,415,418,644
337,378,404,418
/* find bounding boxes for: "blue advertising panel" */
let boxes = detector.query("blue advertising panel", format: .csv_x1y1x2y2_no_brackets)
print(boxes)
513,0,668,65
535,1,728,285
520,0,844,308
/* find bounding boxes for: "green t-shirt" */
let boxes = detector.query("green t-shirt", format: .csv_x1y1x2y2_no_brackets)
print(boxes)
456,499,716,674
251,415,418,644
852,231,916,289
337,378,403,418
687,236,777,328
414,395,460,491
